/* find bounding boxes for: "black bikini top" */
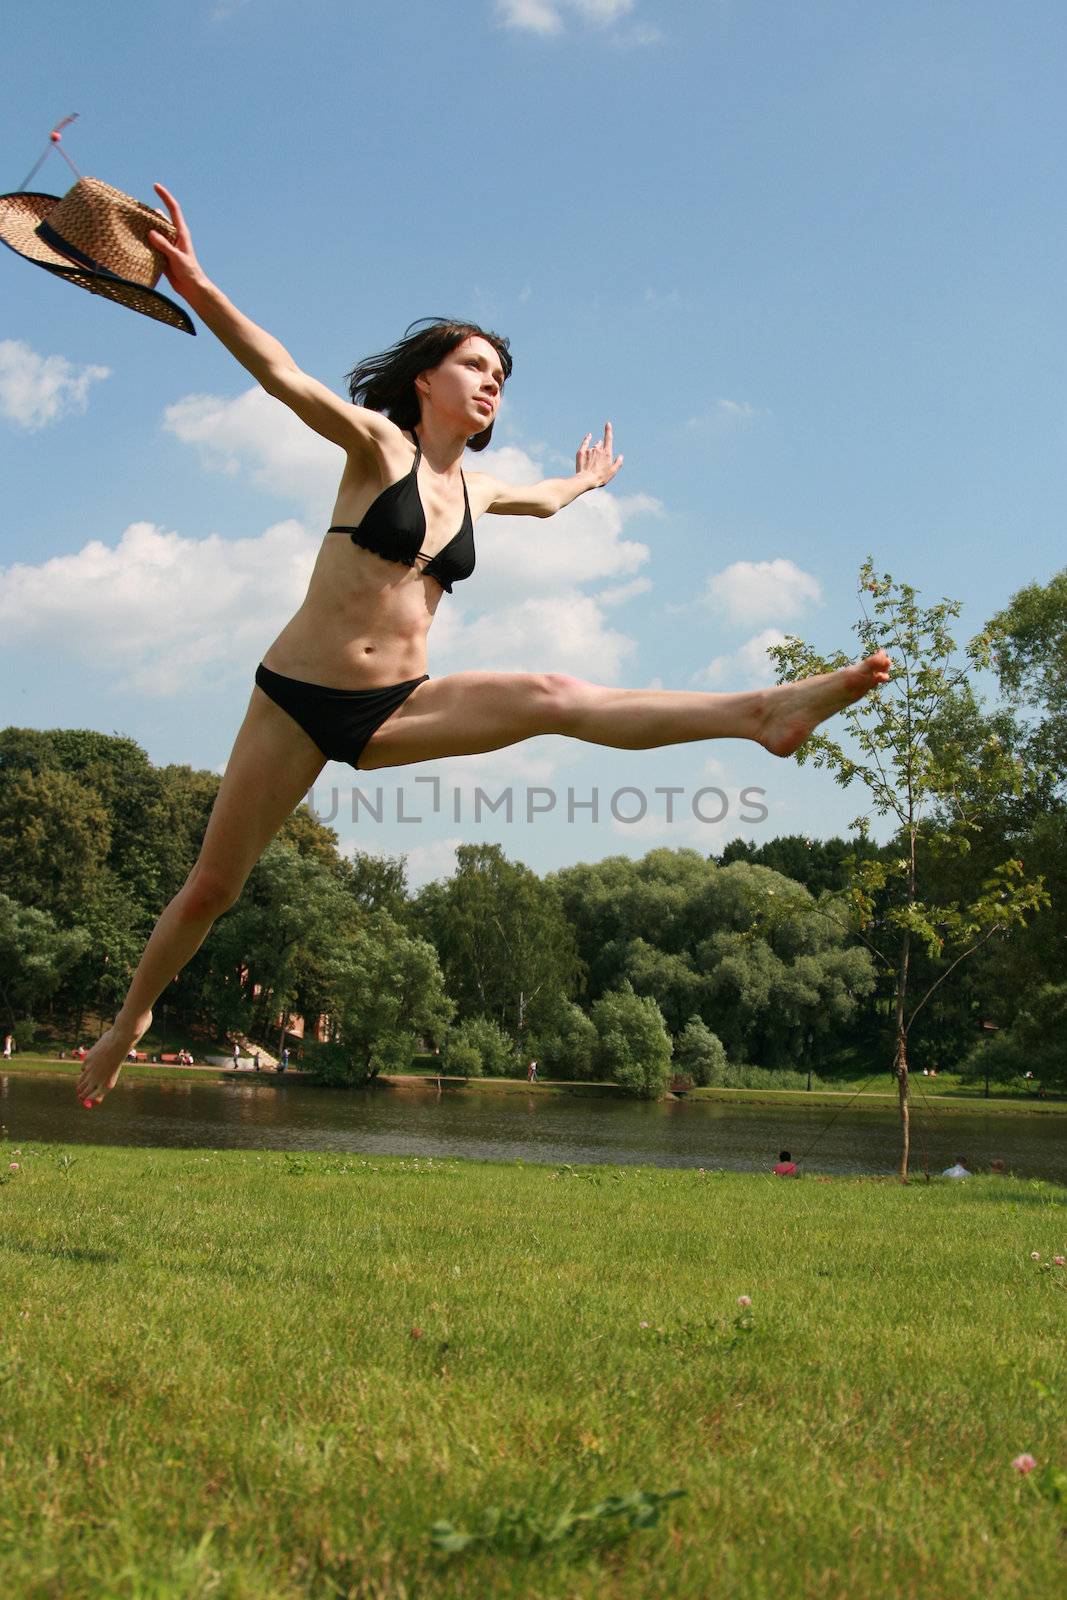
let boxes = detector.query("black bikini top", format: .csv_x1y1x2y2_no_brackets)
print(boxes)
327,433,475,593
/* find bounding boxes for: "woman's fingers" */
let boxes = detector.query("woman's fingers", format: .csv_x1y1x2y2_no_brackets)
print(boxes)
146,227,176,257
153,182,190,245
577,426,622,482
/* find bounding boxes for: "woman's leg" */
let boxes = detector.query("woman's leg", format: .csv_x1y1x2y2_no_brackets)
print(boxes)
359,652,890,769
76,687,326,1104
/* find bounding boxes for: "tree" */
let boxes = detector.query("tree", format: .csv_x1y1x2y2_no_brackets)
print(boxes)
0,764,110,920
551,849,715,1003
444,1016,514,1077
682,862,876,1068
444,1035,483,1079
987,567,1067,792
0,893,89,1031
717,834,878,897
190,840,362,1042
529,1000,598,1080
56,873,150,1039
413,844,580,1037
959,985,1067,1094
770,562,1049,1176
306,913,452,1085
339,850,409,917
619,938,711,1035
590,984,673,1099
674,1016,728,1087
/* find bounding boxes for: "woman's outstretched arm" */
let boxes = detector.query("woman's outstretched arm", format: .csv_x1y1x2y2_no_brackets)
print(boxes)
477,423,624,517
146,183,387,455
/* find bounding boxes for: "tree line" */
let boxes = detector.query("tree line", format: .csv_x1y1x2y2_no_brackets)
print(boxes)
1,566,1063,1109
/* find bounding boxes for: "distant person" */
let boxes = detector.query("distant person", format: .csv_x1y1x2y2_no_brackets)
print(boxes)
232,1041,241,1070
942,1156,971,1179
2,1034,12,1060
773,1150,799,1177
527,1059,538,1082
278,1048,289,1074
989,1158,1005,1175
252,1051,261,1073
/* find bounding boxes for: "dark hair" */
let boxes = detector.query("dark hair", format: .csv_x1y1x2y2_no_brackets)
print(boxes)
345,317,512,452
778,1150,792,1162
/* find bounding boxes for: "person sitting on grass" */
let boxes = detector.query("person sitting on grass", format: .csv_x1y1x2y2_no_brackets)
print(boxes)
773,1150,799,1177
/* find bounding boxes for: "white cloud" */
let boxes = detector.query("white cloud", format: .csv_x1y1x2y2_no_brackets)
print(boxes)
395,837,464,889
433,591,636,681
0,409,652,704
687,398,762,433
0,518,318,695
163,387,341,522
703,559,821,626
595,576,653,607
472,444,653,605
643,287,679,308
695,628,789,689
496,0,563,31
0,340,110,431
574,0,636,18
495,0,652,38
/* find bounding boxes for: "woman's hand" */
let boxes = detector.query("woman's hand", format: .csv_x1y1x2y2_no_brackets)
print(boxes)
146,183,209,302
576,422,624,488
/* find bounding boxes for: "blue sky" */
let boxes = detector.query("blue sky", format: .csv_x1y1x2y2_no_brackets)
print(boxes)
2,1,1064,885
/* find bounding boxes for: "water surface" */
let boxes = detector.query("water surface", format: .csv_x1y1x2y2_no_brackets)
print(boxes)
3,1072,1064,1181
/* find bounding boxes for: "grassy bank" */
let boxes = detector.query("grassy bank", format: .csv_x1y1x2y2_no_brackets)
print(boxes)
7,1053,1064,1116
1,1145,1064,1598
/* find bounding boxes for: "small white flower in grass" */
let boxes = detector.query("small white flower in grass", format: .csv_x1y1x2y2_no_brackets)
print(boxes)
737,1295,752,1308
1012,1453,1037,1474
639,1320,650,1328
1030,1252,1041,1261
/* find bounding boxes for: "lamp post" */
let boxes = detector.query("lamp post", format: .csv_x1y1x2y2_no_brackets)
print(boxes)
980,1019,999,1100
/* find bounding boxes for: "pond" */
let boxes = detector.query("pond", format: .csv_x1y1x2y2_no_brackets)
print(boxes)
4,1071,1065,1181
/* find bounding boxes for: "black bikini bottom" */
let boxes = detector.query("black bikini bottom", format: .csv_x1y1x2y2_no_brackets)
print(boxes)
254,662,429,769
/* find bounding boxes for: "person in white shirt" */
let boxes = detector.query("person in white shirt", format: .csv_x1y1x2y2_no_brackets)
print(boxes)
942,1157,972,1179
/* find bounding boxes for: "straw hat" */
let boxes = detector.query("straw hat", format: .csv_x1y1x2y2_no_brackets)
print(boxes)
0,176,195,334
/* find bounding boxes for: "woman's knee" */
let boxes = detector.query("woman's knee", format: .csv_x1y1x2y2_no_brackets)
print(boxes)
532,672,595,733
180,860,245,921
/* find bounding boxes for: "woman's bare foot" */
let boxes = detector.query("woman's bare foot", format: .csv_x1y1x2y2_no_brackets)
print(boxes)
758,651,891,758
76,1009,153,1106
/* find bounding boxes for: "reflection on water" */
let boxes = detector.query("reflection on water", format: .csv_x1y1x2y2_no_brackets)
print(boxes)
2,1072,1064,1181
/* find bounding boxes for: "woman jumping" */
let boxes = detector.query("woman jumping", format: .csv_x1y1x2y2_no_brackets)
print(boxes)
77,183,889,1105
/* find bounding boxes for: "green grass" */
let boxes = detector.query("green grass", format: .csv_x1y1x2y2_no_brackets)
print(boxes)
1,1144,1064,1598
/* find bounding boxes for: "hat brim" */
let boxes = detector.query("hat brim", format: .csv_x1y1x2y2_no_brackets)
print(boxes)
0,191,196,335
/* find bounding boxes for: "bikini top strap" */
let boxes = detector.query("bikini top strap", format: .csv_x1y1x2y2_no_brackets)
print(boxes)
409,430,422,472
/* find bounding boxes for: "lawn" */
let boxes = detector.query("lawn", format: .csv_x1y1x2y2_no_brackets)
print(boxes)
0,1143,1064,1598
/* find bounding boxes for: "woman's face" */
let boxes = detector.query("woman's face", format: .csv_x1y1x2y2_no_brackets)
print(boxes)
417,335,506,435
